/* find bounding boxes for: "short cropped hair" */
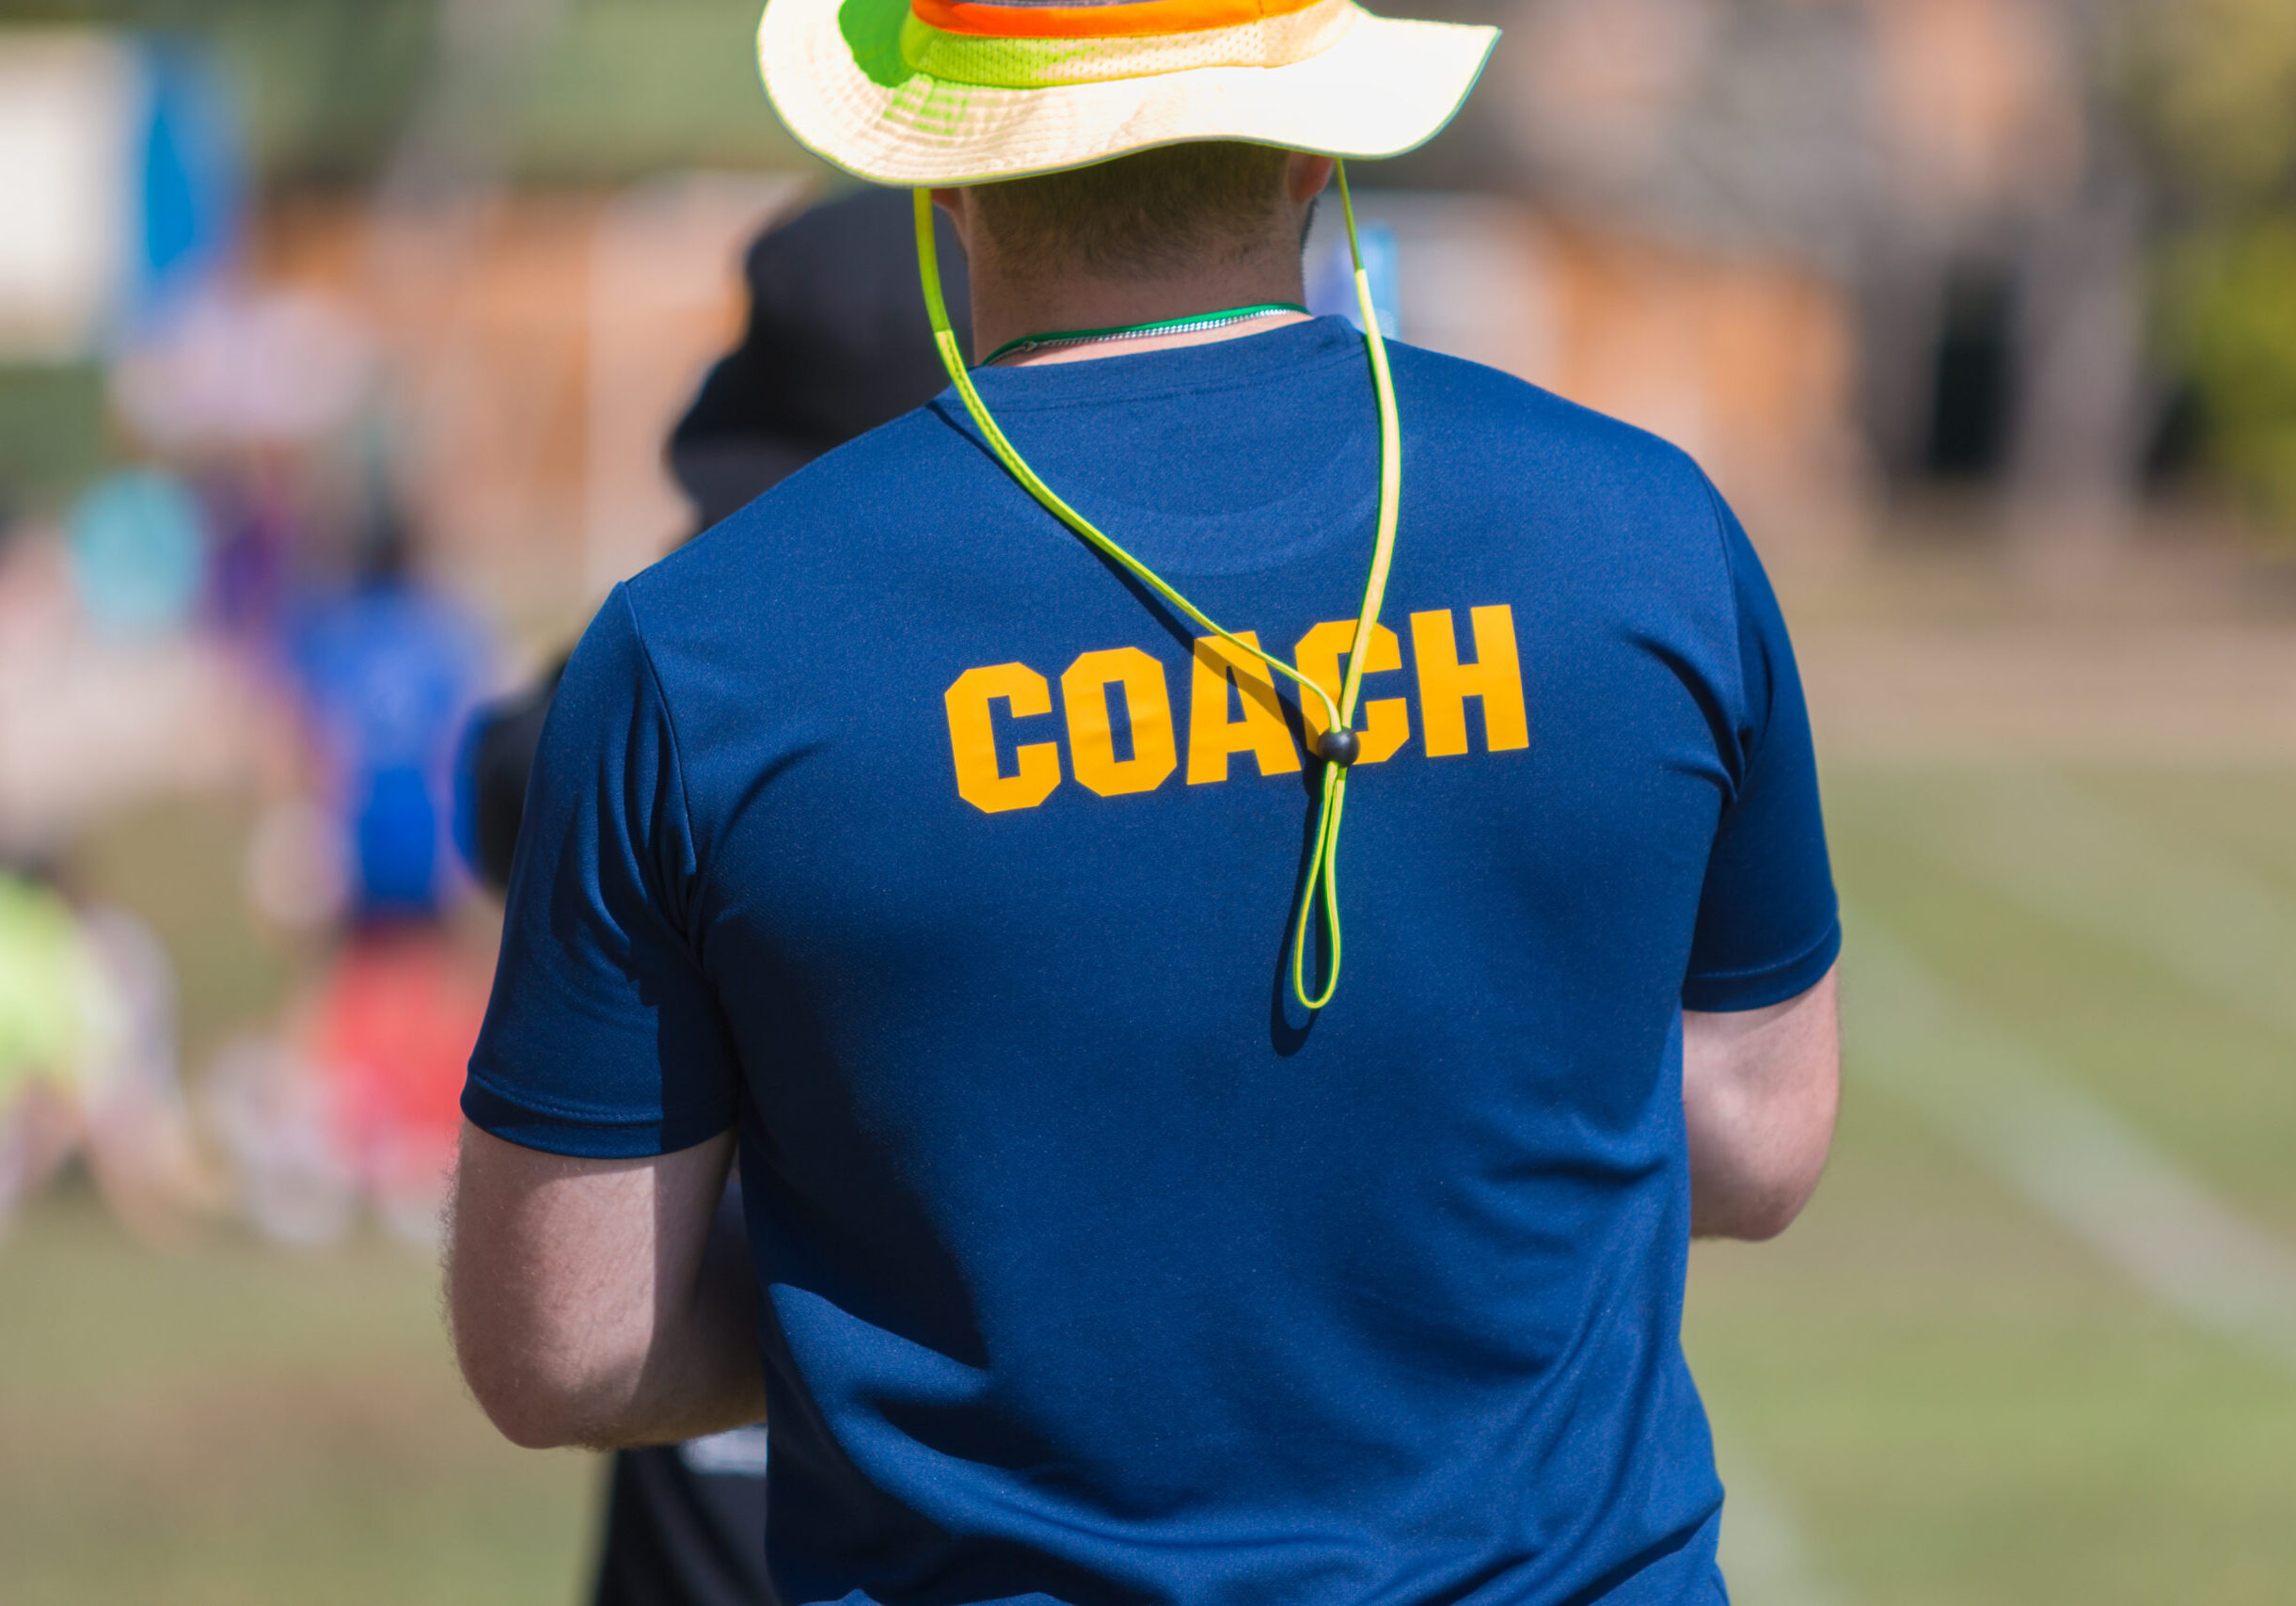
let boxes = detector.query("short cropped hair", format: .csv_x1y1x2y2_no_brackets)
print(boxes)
972,141,1293,281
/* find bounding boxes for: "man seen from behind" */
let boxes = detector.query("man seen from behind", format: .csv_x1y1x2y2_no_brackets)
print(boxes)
448,1,1844,1599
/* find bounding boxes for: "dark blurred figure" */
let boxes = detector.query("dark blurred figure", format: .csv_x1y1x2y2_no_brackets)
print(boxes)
671,187,974,527
458,184,968,1606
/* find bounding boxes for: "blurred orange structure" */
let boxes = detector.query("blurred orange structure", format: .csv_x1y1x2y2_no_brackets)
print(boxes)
1529,221,1861,536
1466,0,2145,553
250,177,800,641
204,0,2171,618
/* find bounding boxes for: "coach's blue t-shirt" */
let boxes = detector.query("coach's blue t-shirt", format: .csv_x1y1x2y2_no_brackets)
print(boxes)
467,318,1839,1606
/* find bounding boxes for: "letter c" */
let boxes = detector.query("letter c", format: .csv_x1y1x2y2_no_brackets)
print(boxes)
944,663,1062,814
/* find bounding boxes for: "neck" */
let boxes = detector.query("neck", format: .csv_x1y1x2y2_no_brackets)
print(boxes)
970,254,1309,367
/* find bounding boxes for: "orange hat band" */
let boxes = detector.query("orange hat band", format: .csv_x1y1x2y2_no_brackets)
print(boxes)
912,0,1323,40
901,0,1354,87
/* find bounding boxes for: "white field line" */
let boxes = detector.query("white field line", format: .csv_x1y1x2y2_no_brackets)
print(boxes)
1857,769,2296,1043
1847,915,2296,1375
1714,1449,1850,1606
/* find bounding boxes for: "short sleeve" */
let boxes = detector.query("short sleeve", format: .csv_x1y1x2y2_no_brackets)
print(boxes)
462,587,738,1156
1681,497,1842,1011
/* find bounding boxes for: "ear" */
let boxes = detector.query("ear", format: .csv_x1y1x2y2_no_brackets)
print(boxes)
929,186,975,256
1284,153,1337,206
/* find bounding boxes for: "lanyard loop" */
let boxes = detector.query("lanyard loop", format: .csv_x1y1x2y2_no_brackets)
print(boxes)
915,163,1402,1010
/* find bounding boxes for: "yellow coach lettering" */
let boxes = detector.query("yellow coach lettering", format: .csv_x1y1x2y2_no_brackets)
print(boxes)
944,662,1062,814
1061,647,1178,797
1186,631,1301,785
1410,605,1529,756
1293,620,1409,766
947,602,1526,809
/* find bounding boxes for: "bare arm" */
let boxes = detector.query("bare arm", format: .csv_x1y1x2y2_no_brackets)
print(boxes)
1682,964,1840,1241
446,1121,765,1450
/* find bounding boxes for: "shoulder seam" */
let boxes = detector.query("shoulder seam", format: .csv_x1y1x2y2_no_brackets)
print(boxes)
614,584,714,945
1696,469,1762,808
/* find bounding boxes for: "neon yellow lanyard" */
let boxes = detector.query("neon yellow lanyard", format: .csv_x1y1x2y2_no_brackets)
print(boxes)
914,163,1402,1010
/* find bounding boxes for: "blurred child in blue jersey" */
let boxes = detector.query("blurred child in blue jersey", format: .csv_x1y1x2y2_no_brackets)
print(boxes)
211,490,496,1247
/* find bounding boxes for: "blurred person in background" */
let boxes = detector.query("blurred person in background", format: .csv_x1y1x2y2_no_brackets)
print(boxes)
64,468,209,639
458,184,968,1606
214,489,496,1246
447,5,1843,1602
0,862,214,1242
0,869,80,1229
0,488,219,1243
0,466,254,864
287,495,492,930
289,496,493,1242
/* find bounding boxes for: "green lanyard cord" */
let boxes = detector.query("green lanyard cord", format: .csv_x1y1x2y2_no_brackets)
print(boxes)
914,162,1403,1010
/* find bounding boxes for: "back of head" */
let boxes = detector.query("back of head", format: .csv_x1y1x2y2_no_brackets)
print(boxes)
970,143,1296,284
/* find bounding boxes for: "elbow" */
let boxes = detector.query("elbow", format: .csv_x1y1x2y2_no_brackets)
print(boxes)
1719,1175,1820,1242
454,1342,587,1452
482,1390,586,1453
1684,1055,1840,1241
453,1338,596,1451
1690,1128,1833,1240
447,1263,626,1451
498,1412,587,1453
1683,965,1844,1242
1686,1120,1835,1241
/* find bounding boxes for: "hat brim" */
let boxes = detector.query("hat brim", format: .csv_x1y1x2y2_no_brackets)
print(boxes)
758,0,1499,186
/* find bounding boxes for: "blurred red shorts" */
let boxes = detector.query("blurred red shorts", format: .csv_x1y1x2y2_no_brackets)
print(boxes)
309,928,490,1195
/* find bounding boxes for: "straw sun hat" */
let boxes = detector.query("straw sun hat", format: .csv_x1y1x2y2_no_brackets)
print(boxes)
757,0,1499,186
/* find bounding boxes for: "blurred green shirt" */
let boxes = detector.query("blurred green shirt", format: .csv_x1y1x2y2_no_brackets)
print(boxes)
0,875,89,1106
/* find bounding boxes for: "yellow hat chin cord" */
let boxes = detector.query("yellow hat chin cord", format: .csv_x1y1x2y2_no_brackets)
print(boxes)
914,163,1402,1011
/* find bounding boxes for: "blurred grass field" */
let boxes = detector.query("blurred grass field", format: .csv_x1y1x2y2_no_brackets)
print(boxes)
1696,762,2296,1605
0,1198,591,1606
4,760,2293,1603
